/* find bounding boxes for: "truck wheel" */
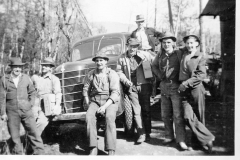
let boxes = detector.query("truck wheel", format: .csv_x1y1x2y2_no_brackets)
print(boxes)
123,94,133,131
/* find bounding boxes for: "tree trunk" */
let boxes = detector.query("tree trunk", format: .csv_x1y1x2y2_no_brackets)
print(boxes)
174,0,182,38
199,0,206,55
167,0,174,34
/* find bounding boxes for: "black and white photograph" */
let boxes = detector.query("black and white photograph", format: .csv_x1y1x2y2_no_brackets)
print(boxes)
0,0,237,158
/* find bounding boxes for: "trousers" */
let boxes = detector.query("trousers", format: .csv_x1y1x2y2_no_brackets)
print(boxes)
32,97,49,135
127,85,143,129
181,84,215,145
160,80,186,143
7,109,44,155
137,83,152,135
86,95,118,151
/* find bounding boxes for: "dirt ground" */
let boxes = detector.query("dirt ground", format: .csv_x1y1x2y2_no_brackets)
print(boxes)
38,96,234,156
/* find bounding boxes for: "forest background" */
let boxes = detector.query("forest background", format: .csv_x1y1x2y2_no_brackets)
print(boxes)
0,0,221,73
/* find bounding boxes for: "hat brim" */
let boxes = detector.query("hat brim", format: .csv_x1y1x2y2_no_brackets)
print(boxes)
183,35,200,43
9,63,25,66
135,19,145,22
160,36,177,42
41,63,55,67
127,43,140,46
92,56,109,62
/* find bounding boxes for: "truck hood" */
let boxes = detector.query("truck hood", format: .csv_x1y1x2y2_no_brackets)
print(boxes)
55,56,120,73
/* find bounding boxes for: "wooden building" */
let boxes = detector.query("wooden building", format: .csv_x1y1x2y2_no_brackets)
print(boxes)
200,0,235,153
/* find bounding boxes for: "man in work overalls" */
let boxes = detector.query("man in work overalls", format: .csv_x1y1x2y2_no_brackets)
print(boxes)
83,51,120,155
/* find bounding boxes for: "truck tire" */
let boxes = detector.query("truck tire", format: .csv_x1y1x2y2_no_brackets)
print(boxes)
123,94,133,131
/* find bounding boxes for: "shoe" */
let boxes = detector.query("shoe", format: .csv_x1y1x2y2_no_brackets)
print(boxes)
108,150,115,155
145,134,151,142
162,138,174,144
206,140,213,154
136,134,145,144
89,147,98,155
178,142,188,150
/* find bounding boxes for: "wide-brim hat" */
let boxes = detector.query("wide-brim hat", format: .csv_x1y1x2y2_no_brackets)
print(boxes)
159,32,176,42
126,38,140,46
183,34,200,43
8,57,25,66
41,57,55,67
135,14,145,22
92,51,109,62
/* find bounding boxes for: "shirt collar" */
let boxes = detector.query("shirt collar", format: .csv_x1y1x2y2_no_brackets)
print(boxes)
127,50,137,58
43,72,52,79
137,27,145,31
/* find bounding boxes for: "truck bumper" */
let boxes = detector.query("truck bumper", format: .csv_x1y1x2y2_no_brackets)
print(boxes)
52,112,86,121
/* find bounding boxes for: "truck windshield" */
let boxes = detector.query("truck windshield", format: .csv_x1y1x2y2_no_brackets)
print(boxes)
71,37,122,62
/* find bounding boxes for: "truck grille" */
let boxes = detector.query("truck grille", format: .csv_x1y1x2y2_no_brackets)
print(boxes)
54,64,117,114
55,68,91,113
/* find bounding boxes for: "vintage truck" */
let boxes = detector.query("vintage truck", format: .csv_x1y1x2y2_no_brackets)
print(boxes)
52,32,132,125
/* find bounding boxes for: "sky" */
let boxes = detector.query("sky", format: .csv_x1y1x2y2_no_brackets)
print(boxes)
80,0,220,33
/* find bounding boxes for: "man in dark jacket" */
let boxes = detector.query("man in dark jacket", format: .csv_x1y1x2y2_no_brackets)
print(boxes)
0,58,44,155
130,14,163,52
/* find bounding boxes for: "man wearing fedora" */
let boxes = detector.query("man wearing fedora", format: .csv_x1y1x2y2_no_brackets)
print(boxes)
178,34,215,153
0,57,44,155
117,38,154,142
131,14,163,52
83,51,120,155
31,57,62,136
152,32,188,150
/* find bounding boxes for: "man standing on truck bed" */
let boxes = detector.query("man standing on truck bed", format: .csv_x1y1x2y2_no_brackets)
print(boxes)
131,14,163,52
83,51,120,156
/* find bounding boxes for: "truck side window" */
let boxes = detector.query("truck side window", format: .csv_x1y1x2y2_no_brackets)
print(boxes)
71,41,93,61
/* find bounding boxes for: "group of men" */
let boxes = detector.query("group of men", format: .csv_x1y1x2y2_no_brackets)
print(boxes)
0,57,61,155
82,14,215,155
0,14,215,156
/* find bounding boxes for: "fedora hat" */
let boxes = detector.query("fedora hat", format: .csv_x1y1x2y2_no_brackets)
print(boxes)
159,32,176,42
8,57,25,66
135,14,145,22
92,51,109,62
126,38,140,46
183,34,200,43
41,57,55,67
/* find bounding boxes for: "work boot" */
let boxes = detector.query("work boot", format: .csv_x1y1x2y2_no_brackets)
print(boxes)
136,128,145,144
145,134,151,142
206,140,214,154
162,138,174,144
178,142,188,150
108,150,115,155
89,147,98,155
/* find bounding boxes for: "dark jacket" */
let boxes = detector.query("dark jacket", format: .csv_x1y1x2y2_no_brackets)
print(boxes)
152,49,183,81
0,73,36,115
117,50,154,85
131,27,162,51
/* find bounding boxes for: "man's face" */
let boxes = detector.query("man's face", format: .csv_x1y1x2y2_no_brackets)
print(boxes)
136,21,145,29
185,38,199,52
42,64,52,73
95,58,108,70
11,65,22,76
128,45,138,56
162,38,174,52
